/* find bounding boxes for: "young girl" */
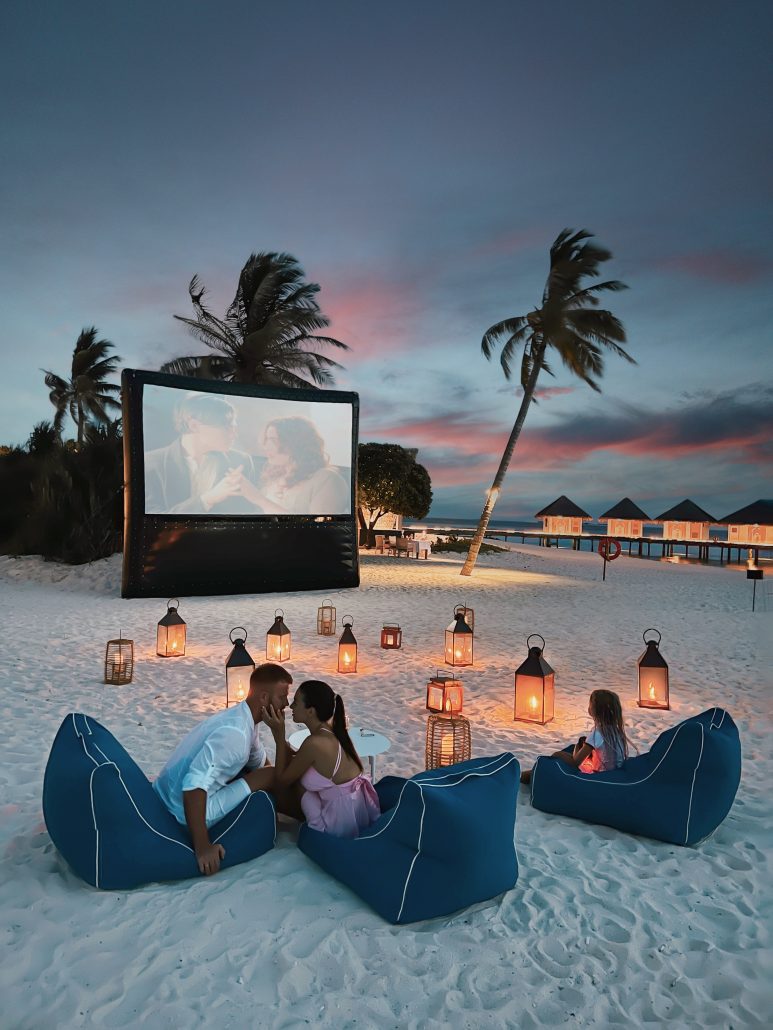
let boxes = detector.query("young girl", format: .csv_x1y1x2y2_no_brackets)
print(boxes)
520,689,630,785
263,680,380,838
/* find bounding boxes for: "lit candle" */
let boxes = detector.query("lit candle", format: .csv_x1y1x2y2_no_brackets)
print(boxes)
649,682,655,700
440,731,454,764
529,695,538,711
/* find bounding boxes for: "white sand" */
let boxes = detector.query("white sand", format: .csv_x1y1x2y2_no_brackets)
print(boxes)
1,545,770,1028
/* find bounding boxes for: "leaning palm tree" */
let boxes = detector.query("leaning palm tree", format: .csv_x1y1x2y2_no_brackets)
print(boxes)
43,328,121,448
162,251,349,387
460,229,633,577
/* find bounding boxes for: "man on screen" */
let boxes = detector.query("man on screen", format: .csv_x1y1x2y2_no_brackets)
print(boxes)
145,393,263,515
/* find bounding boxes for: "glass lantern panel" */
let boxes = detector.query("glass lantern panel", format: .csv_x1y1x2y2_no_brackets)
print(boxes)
227,666,253,706
267,633,291,662
445,629,473,666
514,673,548,722
338,643,357,673
638,667,669,708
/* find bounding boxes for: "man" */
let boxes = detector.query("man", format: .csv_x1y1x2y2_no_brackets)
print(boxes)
154,662,293,875
144,392,261,515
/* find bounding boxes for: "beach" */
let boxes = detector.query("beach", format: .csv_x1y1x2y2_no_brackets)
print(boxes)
1,544,770,1028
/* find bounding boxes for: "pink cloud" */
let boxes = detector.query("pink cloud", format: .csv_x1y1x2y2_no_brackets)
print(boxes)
323,276,422,361
659,251,773,285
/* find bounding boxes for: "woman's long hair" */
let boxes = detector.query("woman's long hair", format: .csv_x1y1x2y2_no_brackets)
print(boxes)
299,679,363,772
260,417,329,491
589,689,631,761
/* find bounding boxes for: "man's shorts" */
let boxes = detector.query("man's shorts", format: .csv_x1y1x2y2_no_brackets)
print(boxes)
205,778,251,827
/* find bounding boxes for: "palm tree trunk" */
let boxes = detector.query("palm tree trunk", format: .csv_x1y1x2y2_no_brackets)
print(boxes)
460,346,546,577
77,406,85,449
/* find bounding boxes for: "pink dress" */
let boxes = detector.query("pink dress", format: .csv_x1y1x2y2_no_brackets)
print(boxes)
300,742,381,838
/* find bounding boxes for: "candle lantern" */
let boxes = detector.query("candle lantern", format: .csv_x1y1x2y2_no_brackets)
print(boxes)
425,713,472,769
104,637,134,685
457,603,475,633
266,609,291,662
380,624,402,649
156,598,187,657
513,634,554,724
225,627,255,707
338,616,358,673
317,599,336,636
445,606,474,666
637,628,669,709
426,670,464,714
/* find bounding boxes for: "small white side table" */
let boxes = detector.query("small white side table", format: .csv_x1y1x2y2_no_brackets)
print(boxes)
288,727,391,780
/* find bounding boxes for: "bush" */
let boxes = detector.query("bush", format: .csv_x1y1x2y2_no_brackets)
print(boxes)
432,533,506,555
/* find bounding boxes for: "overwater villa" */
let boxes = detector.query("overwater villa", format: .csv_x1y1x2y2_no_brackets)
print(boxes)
535,495,592,535
718,499,773,546
653,499,716,542
598,497,651,539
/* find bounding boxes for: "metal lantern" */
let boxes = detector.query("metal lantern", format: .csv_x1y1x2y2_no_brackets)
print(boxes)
338,616,358,673
104,637,134,685
457,602,475,633
637,628,669,709
426,671,464,714
266,609,291,662
513,634,555,724
380,624,402,649
225,626,255,707
156,598,187,657
445,606,474,667
425,713,472,769
317,599,336,636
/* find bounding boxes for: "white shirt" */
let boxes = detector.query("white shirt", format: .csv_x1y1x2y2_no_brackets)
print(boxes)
153,702,267,824
585,728,625,773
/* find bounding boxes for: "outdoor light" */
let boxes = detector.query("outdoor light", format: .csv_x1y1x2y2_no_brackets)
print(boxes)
637,628,669,709
425,713,472,769
225,626,255,707
380,624,402,649
445,605,474,667
457,603,475,633
104,637,134,685
338,616,358,673
513,634,555,724
266,608,291,662
317,599,337,636
156,598,186,658
426,670,464,714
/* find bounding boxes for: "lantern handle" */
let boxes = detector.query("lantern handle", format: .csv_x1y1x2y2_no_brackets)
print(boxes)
166,598,180,611
454,602,468,615
527,633,546,652
274,608,284,619
322,598,333,606
642,628,661,646
342,614,354,626
229,626,248,643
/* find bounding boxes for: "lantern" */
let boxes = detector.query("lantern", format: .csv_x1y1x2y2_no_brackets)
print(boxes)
457,603,475,632
338,616,357,673
445,606,474,667
637,628,669,709
317,599,336,636
225,627,255,707
380,624,402,649
513,634,554,724
425,713,472,769
104,637,134,685
426,671,464,714
266,608,291,662
156,598,187,657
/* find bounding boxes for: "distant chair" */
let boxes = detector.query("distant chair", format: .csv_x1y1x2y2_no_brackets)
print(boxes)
375,534,386,554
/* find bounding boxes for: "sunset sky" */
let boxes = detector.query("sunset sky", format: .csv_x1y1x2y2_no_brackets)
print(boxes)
2,1,771,520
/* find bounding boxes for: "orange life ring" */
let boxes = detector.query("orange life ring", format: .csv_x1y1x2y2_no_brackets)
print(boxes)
598,537,621,561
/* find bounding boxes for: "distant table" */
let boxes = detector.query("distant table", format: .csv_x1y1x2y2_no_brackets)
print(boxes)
288,727,391,779
389,539,432,559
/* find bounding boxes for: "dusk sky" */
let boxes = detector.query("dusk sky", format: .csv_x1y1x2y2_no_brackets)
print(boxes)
2,1,771,521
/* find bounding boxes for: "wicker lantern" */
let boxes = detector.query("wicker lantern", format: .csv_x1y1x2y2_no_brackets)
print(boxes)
513,634,555,724
426,671,464,714
637,628,669,709
317,599,336,636
266,609,291,662
225,627,255,707
445,606,474,667
104,637,134,685
156,598,186,657
425,713,472,769
338,616,357,673
380,624,402,649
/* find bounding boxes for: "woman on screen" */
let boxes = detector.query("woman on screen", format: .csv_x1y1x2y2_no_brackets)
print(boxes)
256,416,349,515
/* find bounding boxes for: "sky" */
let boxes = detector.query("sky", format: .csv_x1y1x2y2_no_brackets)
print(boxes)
1,1,771,521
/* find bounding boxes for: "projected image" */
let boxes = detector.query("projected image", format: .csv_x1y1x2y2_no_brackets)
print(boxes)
143,385,352,516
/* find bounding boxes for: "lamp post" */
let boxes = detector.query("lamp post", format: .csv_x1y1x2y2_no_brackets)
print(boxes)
445,606,474,667
637,629,669,709
226,627,255,707
266,609,291,662
338,616,358,673
513,634,555,724
156,598,187,657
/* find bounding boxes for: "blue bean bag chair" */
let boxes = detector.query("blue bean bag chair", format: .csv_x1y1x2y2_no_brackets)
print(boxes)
298,752,520,923
42,713,276,888
530,708,741,845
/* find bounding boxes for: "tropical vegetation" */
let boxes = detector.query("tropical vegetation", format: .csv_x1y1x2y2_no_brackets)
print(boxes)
42,327,122,447
357,442,432,546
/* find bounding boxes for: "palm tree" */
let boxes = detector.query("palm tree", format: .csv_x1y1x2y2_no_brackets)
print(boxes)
460,229,633,577
43,328,121,448
162,252,349,387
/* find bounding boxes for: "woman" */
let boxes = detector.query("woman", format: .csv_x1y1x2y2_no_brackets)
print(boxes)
258,417,349,515
262,680,380,838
